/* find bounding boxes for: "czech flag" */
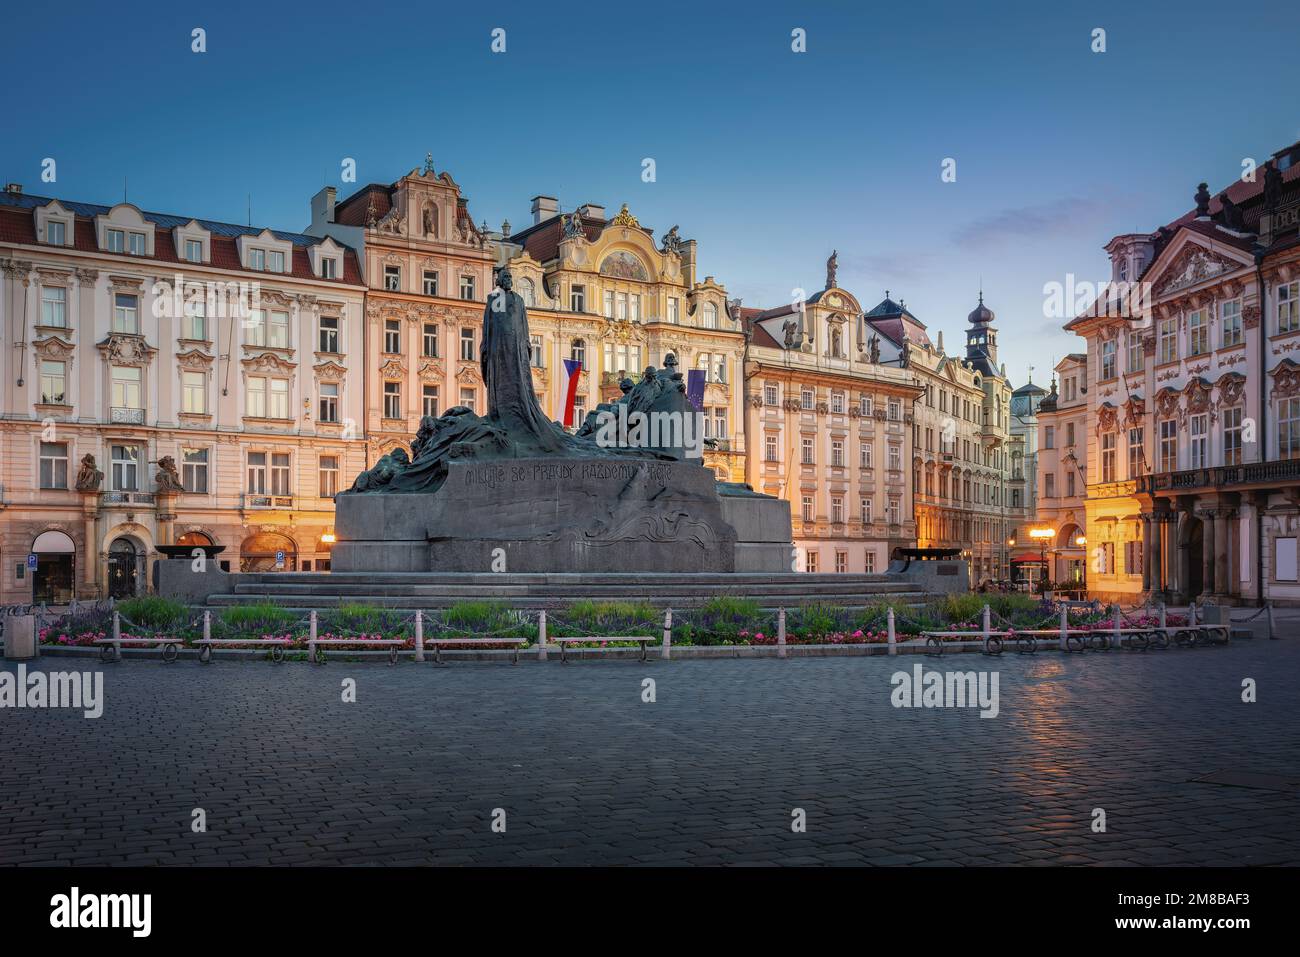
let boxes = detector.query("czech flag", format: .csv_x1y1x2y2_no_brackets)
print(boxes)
561,358,583,427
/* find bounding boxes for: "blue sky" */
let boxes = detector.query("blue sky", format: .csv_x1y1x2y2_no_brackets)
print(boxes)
5,0,1298,386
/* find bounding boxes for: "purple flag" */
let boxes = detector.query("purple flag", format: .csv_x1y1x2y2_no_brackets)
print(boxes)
686,369,706,411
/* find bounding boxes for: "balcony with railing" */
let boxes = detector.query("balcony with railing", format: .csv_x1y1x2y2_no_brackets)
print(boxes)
110,407,145,425
1136,458,1300,495
242,493,295,510
99,490,155,507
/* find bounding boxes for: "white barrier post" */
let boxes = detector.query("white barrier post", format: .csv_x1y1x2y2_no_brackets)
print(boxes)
1266,602,1276,640
1159,602,1167,630
309,610,318,663
1113,604,1122,647
203,609,211,644
1189,601,1198,626
982,603,991,648
887,607,897,656
414,610,425,662
1059,603,1069,651
112,610,122,662
777,607,787,659
537,609,547,661
661,608,672,660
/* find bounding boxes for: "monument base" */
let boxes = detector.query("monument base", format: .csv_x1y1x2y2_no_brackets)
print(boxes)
332,457,792,574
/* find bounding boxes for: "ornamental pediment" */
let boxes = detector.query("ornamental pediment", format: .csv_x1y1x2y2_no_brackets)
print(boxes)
456,363,482,383
1152,243,1245,299
241,351,297,375
33,335,76,361
313,359,348,380
417,359,444,381
176,348,214,371
378,357,407,379
97,333,157,365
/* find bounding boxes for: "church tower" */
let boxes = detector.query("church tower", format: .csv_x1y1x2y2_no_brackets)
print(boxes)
965,291,998,376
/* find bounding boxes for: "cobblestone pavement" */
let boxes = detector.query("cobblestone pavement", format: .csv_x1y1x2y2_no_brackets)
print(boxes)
1,639,1297,866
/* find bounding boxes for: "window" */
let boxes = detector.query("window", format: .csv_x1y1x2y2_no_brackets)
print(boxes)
1158,317,1178,363
1127,334,1144,373
860,395,873,416
127,232,146,255
385,319,402,354
184,297,206,340
1101,340,1117,379
106,228,124,253
184,239,203,263
702,303,718,329
319,316,339,353
111,365,141,410
270,453,290,495
246,376,267,417
831,497,844,524
383,382,402,419
246,310,288,348
460,275,476,301
887,398,901,421
40,286,66,327
1221,299,1243,348
860,442,873,468
113,293,139,333
1279,282,1300,334
713,408,727,440
764,435,778,462
805,551,818,573
629,295,641,322
831,391,845,414
422,384,439,418
1125,540,1143,578
39,360,66,404
384,266,401,291
1223,406,1243,466
570,285,585,313
1044,425,1054,449
1188,310,1208,356
320,455,339,499
614,292,627,321
764,383,778,406
46,220,66,246
1066,471,1076,497
460,327,475,361
319,383,339,423
39,441,68,489
181,447,208,493
320,257,337,279
1159,419,1178,471
602,290,615,319
529,335,545,368
247,451,266,493
865,550,876,573
887,497,900,525
1044,472,1055,498
860,498,872,523
111,444,140,491
668,297,680,324
570,338,586,366
887,444,901,471
800,388,814,410
831,439,844,467
1280,397,1300,460
460,387,476,412
801,436,815,464
1189,413,1209,468
182,370,206,413
269,311,289,348
423,271,439,296
422,323,439,358
573,395,587,423
801,495,814,522
269,378,289,418
1128,427,1144,478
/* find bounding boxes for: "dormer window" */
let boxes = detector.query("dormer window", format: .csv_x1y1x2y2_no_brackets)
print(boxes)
36,201,75,248
320,257,337,279
249,248,285,272
184,239,203,263
128,232,146,255
46,221,66,246
107,229,125,253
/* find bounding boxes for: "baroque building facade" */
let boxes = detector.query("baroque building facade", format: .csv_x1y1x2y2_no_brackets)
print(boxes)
741,263,921,574
497,198,744,481
1065,140,1300,604
1027,354,1089,586
0,186,367,602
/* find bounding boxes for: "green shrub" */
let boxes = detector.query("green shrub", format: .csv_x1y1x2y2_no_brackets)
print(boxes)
219,601,297,636
117,596,188,631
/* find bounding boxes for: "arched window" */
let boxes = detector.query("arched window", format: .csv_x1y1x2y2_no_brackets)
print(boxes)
518,277,536,307
570,338,586,366
177,531,213,547
702,303,717,329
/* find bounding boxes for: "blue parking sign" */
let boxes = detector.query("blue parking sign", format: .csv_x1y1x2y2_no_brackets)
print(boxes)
275,549,285,568
27,553,38,570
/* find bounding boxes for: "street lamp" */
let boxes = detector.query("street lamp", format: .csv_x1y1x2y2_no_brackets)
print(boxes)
1029,527,1055,586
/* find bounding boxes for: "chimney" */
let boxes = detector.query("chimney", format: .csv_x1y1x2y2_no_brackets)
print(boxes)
4,183,22,195
311,185,337,227
578,204,606,220
530,195,558,225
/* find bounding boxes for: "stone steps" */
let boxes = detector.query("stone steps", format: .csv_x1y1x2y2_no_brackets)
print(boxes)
207,571,930,611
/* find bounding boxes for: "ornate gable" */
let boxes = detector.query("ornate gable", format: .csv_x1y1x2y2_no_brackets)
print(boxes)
1151,241,1247,299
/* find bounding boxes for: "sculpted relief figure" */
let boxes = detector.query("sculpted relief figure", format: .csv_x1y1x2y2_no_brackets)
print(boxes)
154,455,185,493
75,454,104,491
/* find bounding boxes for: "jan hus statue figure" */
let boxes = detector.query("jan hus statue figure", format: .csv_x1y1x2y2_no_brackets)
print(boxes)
482,267,565,451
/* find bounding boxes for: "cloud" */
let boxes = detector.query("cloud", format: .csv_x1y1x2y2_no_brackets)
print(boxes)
951,196,1110,249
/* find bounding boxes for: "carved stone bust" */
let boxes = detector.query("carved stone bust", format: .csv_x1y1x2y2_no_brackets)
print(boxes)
75,454,104,491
